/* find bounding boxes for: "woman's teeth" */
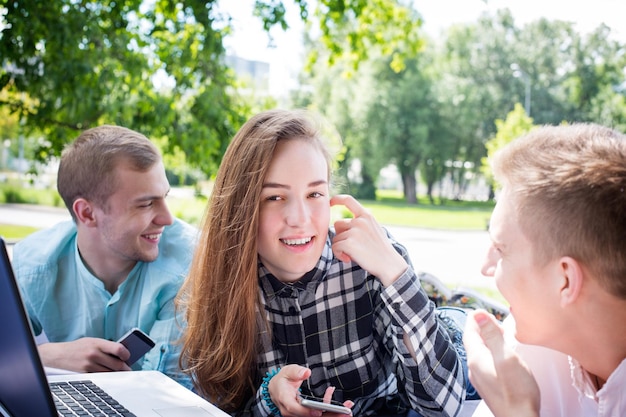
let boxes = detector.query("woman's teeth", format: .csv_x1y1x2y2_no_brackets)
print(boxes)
282,237,312,246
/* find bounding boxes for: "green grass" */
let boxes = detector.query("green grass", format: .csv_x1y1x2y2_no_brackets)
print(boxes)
0,224,39,241
349,189,493,230
358,200,491,230
166,188,494,230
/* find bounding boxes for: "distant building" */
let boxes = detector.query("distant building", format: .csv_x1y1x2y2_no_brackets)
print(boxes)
225,55,270,93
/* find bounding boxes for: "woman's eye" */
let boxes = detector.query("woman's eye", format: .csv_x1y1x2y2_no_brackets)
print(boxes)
309,191,324,198
266,195,282,201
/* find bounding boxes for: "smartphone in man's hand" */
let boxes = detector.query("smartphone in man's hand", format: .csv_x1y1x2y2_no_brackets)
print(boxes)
117,327,155,366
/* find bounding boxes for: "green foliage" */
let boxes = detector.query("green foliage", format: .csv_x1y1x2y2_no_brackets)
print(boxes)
0,183,65,207
0,186,26,204
351,180,377,200
0,91,20,141
253,0,424,72
301,8,626,207
0,0,425,179
0,0,247,175
365,57,435,203
482,103,535,183
2,1,625,201
314,0,424,72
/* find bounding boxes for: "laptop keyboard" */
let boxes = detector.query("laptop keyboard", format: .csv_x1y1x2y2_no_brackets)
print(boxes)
50,380,137,417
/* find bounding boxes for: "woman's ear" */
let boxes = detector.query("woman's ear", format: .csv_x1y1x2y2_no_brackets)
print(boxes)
73,198,97,227
558,256,584,307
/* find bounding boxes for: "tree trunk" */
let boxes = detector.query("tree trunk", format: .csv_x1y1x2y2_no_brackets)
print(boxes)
426,181,435,205
402,172,418,204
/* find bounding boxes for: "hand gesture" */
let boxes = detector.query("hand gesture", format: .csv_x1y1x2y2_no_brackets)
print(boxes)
330,194,408,287
463,310,540,417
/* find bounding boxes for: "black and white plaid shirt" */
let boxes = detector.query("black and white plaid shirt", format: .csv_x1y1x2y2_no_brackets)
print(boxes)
243,228,465,417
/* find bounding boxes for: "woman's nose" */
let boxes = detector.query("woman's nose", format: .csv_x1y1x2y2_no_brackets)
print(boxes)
285,200,309,226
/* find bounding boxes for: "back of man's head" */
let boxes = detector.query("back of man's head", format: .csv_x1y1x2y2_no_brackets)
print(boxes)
57,125,161,221
492,123,626,299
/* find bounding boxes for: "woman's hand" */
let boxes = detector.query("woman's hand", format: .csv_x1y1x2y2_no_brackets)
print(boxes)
330,194,408,287
269,365,353,417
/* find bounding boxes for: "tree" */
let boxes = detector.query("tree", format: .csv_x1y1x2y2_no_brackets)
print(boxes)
363,57,435,203
295,6,626,206
482,103,534,189
0,90,20,150
561,24,626,126
304,56,383,199
427,10,626,201
0,0,243,175
418,110,456,204
0,0,423,175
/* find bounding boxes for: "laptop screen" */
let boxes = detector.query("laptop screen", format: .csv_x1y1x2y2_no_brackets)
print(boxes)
0,237,57,417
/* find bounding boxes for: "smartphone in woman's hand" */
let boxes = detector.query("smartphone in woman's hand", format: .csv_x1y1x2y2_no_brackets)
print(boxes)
299,394,352,415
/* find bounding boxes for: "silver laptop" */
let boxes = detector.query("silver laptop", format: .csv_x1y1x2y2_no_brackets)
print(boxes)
0,236,227,417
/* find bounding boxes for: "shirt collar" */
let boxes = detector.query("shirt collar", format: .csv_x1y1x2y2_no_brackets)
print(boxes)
569,356,598,400
569,356,626,403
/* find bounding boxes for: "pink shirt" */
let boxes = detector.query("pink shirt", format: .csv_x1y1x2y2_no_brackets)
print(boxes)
470,317,626,416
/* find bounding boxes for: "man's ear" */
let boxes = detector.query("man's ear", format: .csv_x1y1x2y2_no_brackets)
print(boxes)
558,256,584,307
73,198,97,227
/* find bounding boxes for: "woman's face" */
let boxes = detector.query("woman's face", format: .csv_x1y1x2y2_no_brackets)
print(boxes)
257,139,330,283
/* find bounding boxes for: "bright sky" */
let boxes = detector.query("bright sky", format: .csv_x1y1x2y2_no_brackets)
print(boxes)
218,0,625,95
415,0,624,39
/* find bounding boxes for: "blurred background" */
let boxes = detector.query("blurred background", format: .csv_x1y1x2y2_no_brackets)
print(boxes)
2,0,624,302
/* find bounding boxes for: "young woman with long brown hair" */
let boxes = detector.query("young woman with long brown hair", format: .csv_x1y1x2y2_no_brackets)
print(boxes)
178,109,465,417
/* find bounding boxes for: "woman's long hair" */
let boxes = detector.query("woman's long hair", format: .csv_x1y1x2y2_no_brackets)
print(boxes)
177,109,335,411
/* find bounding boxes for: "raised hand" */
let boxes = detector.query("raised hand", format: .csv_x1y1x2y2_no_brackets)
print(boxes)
330,194,408,287
463,310,540,417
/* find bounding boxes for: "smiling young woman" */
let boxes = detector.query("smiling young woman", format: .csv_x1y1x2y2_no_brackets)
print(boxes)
178,109,467,417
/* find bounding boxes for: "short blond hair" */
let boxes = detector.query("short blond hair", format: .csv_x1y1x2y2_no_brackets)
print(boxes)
492,123,626,298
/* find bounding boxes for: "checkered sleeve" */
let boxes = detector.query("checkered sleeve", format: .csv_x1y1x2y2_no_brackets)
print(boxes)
380,246,466,417
246,381,275,417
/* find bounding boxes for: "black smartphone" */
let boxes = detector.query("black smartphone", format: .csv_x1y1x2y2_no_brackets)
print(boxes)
299,395,352,415
117,327,155,366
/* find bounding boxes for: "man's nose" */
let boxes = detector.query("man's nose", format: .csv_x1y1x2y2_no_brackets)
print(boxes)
154,201,174,226
481,246,497,277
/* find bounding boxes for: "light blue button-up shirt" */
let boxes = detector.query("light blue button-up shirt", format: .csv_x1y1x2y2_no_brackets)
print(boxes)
12,218,197,389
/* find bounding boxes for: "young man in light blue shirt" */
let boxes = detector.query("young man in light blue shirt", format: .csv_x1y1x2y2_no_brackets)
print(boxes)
12,125,197,389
